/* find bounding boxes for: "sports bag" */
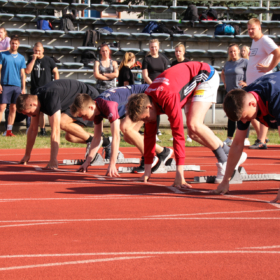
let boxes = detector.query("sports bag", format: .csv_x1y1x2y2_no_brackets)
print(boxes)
214,23,235,35
37,19,52,30
142,21,159,34
155,23,174,36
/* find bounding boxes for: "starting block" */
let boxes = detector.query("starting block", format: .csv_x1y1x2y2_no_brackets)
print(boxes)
61,152,140,167
118,158,201,174
194,166,280,184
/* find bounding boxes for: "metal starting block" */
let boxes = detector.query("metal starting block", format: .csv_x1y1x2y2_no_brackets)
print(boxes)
194,166,280,184
61,152,140,166
118,158,201,174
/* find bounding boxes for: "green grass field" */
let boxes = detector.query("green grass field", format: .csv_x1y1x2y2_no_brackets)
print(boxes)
1,127,280,150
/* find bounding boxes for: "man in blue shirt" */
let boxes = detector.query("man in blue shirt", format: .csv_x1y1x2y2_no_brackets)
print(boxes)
0,35,26,136
213,72,280,203
70,84,173,177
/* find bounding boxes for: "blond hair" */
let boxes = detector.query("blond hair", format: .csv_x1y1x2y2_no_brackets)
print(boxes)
146,39,160,56
248,18,261,26
119,52,135,71
175,43,185,53
241,45,250,60
0,27,8,38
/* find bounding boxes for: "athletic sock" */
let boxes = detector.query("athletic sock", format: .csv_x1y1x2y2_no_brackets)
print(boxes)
7,124,13,131
86,135,93,143
222,143,230,155
102,136,110,147
212,145,228,163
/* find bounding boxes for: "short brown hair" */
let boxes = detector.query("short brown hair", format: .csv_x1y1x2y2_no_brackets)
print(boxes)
10,34,20,42
70,93,94,117
247,18,261,26
223,89,248,121
16,94,35,113
126,93,151,122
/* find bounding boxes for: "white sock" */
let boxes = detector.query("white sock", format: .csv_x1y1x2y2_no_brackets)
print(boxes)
7,125,13,131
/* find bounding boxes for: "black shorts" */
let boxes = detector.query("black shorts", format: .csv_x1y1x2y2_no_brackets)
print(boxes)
62,107,93,127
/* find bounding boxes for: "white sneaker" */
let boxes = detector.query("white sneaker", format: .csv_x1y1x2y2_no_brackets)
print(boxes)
244,139,250,146
186,135,192,143
2,131,6,136
169,137,173,141
156,135,161,142
157,130,162,136
214,152,247,184
152,156,159,168
223,138,233,146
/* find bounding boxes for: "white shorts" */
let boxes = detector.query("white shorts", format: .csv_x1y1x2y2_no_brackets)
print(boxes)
184,70,220,113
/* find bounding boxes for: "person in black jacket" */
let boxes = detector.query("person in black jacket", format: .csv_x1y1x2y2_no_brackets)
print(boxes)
118,52,135,86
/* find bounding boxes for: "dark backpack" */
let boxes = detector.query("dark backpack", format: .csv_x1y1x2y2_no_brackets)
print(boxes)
142,21,159,34
214,23,235,36
155,23,174,36
207,8,218,20
82,30,99,47
183,5,199,27
171,25,185,34
59,18,75,33
80,50,98,67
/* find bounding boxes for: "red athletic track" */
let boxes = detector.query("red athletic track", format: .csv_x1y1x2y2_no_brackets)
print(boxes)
0,146,280,279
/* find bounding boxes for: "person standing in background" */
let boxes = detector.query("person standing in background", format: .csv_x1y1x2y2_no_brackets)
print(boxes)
241,45,250,60
0,28,10,52
118,52,135,87
245,18,280,149
0,35,26,136
221,43,250,146
142,39,169,140
171,43,189,67
94,43,119,94
25,42,59,136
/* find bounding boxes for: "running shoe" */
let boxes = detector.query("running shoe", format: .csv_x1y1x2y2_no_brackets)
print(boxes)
244,139,250,146
186,135,192,143
2,131,6,136
102,136,112,159
157,130,162,136
85,142,91,159
156,135,161,142
249,139,267,149
214,152,247,184
223,138,233,146
6,130,15,137
169,137,173,141
152,147,173,173
133,156,158,173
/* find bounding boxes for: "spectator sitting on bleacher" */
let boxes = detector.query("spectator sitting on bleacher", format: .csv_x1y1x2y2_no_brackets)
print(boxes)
171,43,189,67
0,27,10,53
118,52,135,87
94,43,119,94
0,35,26,137
25,42,59,136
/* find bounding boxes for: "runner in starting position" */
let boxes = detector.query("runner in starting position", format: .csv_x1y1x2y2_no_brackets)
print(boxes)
70,84,173,177
126,61,247,189
213,71,280,203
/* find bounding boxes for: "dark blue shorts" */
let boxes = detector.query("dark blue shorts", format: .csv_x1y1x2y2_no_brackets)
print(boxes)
0,85,21,104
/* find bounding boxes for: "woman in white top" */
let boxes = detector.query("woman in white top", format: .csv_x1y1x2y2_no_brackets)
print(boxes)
0,28,10,52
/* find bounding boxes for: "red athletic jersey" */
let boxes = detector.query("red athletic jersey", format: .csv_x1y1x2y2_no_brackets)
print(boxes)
144,62,212,165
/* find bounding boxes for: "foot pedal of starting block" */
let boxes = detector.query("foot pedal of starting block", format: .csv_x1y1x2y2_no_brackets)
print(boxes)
105,158,140,164
90,153,105,166
165,158,201,171
118,167,135,173
62,159,85,165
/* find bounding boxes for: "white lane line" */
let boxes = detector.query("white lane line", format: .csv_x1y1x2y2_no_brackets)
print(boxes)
0,222,66,228
0,196,177,202
1,217,280,224
226,194,280,209
237,245,280,250
1,250,280,260
0,181,96,186
147,209,280,218
33,165,42,171
0,256,149,271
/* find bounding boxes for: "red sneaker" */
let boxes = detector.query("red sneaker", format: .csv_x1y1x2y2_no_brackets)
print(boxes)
6,130,15,137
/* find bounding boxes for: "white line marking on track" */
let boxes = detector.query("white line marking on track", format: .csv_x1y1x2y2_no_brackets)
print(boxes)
147,208,280,218
0,222,66,228
1,250,280,260
237,245,280,249
33,165,42,171
0,256,149,271
1,217,280,224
